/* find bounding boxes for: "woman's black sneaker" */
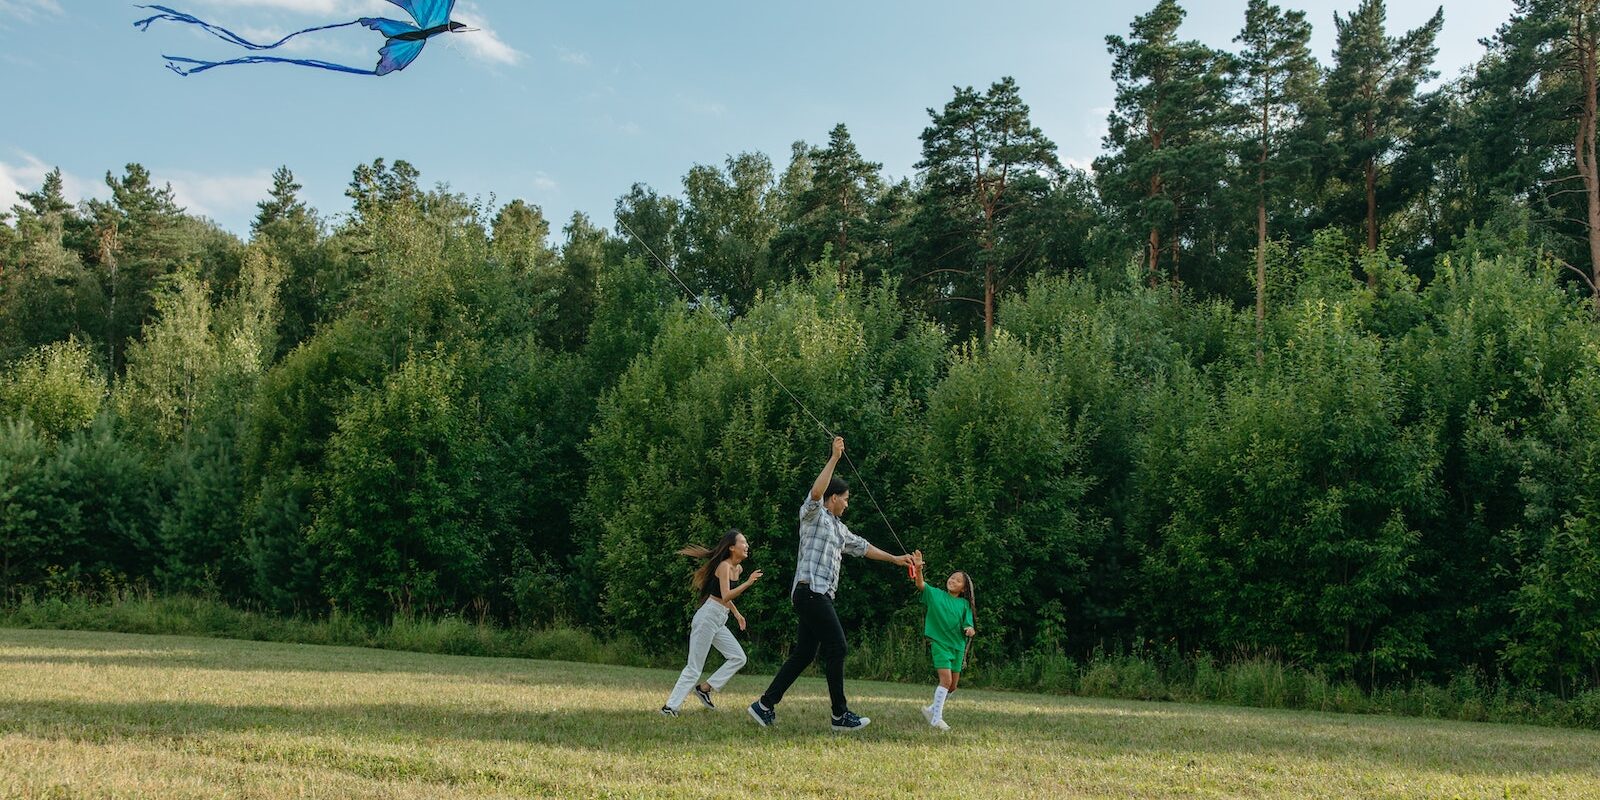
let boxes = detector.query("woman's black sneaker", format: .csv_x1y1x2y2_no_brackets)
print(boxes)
660,706,679,717
831,710,871,732
694,685,716,709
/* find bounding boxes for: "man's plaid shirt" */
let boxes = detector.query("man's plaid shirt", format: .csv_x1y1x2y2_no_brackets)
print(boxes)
790,495,870,598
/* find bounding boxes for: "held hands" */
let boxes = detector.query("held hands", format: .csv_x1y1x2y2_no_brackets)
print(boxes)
964,626,976,638
830,435,845,461
895,551,916,580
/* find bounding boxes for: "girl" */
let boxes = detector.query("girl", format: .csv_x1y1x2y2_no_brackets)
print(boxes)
910,550,975,731
661,529,763,716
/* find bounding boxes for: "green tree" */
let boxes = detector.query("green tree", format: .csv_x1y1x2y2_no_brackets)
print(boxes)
1138,298,1440,676
312,350,494,616
1472,0,1600,312
914,77,1061,336
774,124,886,283
1097,0,1236,292
1235,0,1319,354
544,212,606,349
491,199,556,278
679,152,781,310
85,164,232,375
610,183,682,272
1324,0,1443,259
0,419,69,591
908,332,1109,650
114,271,223,447
1,169,100,360
253,166,324,352
254,166,313,234
0,339,105,439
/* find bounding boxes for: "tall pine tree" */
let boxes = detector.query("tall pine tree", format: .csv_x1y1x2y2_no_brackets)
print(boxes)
1097,0,1236,292
915,77,1060,336
1235,0,1319,352
1325,0,1443,261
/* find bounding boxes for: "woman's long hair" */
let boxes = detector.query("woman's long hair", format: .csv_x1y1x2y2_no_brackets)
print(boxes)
678,528,742,597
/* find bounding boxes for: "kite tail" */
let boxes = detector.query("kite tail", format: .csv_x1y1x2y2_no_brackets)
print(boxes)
134,5,364,50
162,55,376,77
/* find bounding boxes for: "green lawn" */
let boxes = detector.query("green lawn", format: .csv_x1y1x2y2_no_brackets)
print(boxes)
1,628,1596,799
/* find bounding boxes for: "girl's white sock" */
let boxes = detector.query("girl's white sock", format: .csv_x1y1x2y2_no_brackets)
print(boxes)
931,685,949,722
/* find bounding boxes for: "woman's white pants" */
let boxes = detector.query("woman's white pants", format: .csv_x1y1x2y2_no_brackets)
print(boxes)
665,597,747,710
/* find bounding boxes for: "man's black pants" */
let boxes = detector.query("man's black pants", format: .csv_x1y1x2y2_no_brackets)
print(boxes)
759,585,848,717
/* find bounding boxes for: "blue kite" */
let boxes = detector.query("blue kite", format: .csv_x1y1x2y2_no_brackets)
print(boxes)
134,1,472,76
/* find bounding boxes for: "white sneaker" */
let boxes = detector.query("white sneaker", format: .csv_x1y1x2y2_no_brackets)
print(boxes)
921,705,934,724
931,718,950,731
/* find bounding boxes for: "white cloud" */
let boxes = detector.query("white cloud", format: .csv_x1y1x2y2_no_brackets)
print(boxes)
0,158,47,213
1085,106,1111,146
532,172,558,192
163,170,274,222
0,0,61,23
0,156,274,231
451,4,523,67
1063,156,1096,175
676,95,728,118
598,114,640,137
0,153,95,212
555,46,590,68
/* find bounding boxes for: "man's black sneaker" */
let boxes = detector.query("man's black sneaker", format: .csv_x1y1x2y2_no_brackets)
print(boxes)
748,701,775,727
660,706,679,717
694,684,715,710
831,710,871,732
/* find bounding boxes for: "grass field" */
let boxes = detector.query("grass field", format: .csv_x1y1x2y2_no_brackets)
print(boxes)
2,628,1597,799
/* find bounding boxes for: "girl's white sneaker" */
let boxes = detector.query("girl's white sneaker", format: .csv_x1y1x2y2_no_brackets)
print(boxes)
931,718,950,731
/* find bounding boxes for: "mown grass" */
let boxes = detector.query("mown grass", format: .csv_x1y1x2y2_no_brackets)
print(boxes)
2,628,1598,799
7,593,1600,732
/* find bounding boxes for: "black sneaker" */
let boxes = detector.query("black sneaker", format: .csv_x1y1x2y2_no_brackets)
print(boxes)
747,701,775,727
694,684,716,710
831,710,871,732
660,706,679,717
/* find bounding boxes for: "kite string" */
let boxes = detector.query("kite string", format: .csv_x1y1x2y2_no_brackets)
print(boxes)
614,217,909,557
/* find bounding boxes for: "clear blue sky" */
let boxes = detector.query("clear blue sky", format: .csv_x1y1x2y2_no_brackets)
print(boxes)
0,0,1509,237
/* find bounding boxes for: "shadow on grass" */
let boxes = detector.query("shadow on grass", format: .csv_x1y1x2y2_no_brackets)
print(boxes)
2,689,1599,782
5,629,1600,784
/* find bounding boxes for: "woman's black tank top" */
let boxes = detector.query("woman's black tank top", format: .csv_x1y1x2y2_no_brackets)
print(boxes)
702,565,727,599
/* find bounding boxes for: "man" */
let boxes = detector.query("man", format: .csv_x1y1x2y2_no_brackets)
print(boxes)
748,435,914,731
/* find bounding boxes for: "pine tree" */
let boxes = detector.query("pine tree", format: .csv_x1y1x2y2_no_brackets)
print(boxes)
916,77,1060,336
1235,0,1319,352
1474,0,1600,312
775,124,886,282
1325,0,1443,260
253,166,312,234
1096,0,1236,290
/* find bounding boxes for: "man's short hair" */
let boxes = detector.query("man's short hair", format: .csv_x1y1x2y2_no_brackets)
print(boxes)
824,476,850,501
